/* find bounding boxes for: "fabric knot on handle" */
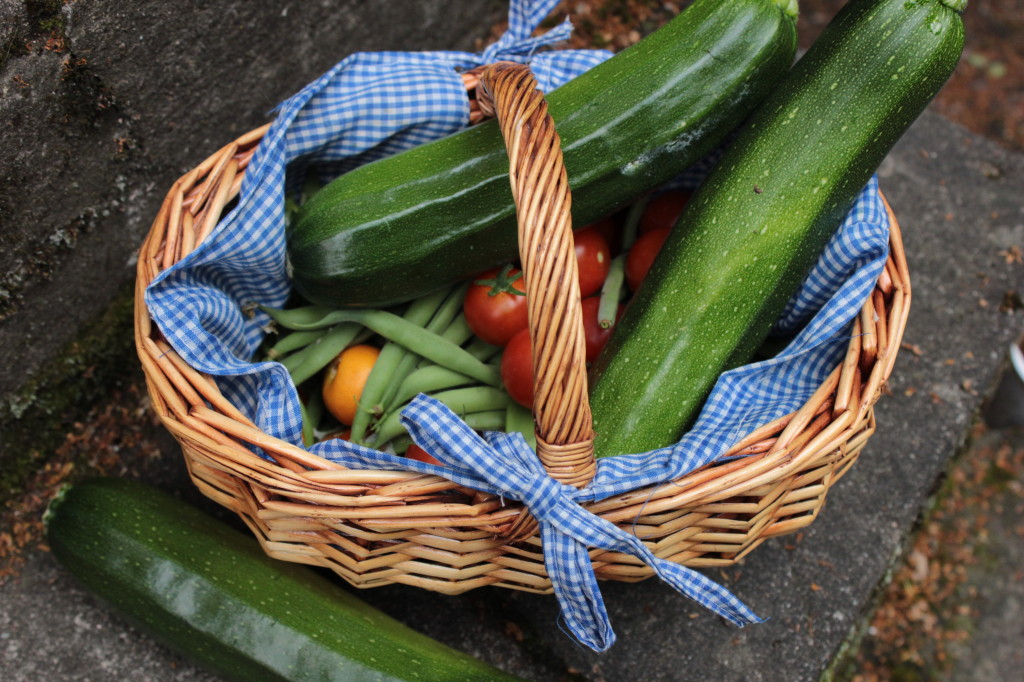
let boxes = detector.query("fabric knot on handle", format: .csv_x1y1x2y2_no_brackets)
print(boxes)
400,394,762,652
481,15,573,64
476,0,574,64
447,0,611,93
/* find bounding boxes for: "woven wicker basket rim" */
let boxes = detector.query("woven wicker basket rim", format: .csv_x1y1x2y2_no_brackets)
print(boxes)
133,65,911,594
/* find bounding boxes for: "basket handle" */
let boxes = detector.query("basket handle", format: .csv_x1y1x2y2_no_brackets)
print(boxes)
477,62,596,490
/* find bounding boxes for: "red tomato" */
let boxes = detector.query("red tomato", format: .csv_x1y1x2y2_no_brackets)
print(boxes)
463,266,529,346
639,190,691,234
582,217,619,254
406,443,443,465
501,327,534,409
581,296,623,363
625,226,670,292
574,226,612,298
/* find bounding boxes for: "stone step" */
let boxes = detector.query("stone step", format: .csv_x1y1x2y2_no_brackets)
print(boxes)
1,109,1021,682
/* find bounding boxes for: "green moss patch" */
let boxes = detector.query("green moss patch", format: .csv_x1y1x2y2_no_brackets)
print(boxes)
0,278,137,504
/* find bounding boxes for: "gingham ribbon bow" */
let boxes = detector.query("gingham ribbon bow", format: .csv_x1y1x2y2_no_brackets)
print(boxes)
479,1,573,63
398,394,763,652
444,0,605,92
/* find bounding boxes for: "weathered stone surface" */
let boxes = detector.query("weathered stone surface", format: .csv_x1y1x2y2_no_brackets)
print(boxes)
0,0,507,498
0,1,29,57
0,0,504,409
1,109,1022,681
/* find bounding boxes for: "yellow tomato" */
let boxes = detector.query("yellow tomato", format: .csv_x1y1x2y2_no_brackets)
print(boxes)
321,344,380,426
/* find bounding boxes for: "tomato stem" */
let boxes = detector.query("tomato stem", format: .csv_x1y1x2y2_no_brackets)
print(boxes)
475,263,526,297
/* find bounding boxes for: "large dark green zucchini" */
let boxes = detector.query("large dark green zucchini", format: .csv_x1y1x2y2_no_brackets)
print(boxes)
44,477,521,682
289,0,799,307
589,0,966,457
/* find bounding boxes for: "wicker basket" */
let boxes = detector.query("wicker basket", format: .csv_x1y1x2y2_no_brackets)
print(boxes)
135,63,910,596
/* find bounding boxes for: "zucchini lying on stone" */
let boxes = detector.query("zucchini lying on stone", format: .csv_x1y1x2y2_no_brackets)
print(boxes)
589,0,966,457
44,477,521,682
288,0,799,308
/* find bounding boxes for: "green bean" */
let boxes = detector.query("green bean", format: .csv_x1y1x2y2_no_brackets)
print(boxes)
504,402,537,451
413,313,475,372
392,365,477,407
598,254,627,330
388,435,413,456
429,282,470,333
265,328,327,360
281,346,312,374
259,304,339,330
460,410,507,434
302,390,324,447
349,286,454,444
464,336,502,363
378,352,430,417
432,385,510,417
619,192,650,252
299,398,311,446
373,386,511,447
379,283,469,413
350,326,376,346
301,308,500,387
439,313,475,346
285,323,362,387
349,341,405,445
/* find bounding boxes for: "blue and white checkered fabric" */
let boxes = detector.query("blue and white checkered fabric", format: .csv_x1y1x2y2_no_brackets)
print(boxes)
144,0,890,653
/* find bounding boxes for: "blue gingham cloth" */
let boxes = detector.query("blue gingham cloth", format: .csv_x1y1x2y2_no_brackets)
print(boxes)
145,0,890,653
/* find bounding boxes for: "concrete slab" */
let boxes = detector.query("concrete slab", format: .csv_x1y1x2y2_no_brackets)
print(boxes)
2,109,1021,681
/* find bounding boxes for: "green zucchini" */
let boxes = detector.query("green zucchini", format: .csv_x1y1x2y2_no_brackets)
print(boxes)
44,477,521,682
589,0,965,457
289,0,798,308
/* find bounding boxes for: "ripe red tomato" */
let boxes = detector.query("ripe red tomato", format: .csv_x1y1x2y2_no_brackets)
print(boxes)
625,226,670,292
581,296,623,363
406,443,443,465
639,190,691,234
582,217,619,254
574,226,612,298
501,327,534,409
463,266,529,346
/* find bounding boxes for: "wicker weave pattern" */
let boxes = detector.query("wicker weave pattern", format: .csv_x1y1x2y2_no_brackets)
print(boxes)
134,70,910,596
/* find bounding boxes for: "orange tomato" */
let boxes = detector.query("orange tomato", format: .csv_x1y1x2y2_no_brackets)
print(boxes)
321,344,380,426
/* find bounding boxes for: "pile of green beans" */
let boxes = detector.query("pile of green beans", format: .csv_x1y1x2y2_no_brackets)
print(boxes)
259,281,536,453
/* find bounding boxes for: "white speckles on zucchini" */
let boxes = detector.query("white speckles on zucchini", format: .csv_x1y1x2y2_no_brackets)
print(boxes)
589,0,964,458
289,0,800,309
45,478,521,682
